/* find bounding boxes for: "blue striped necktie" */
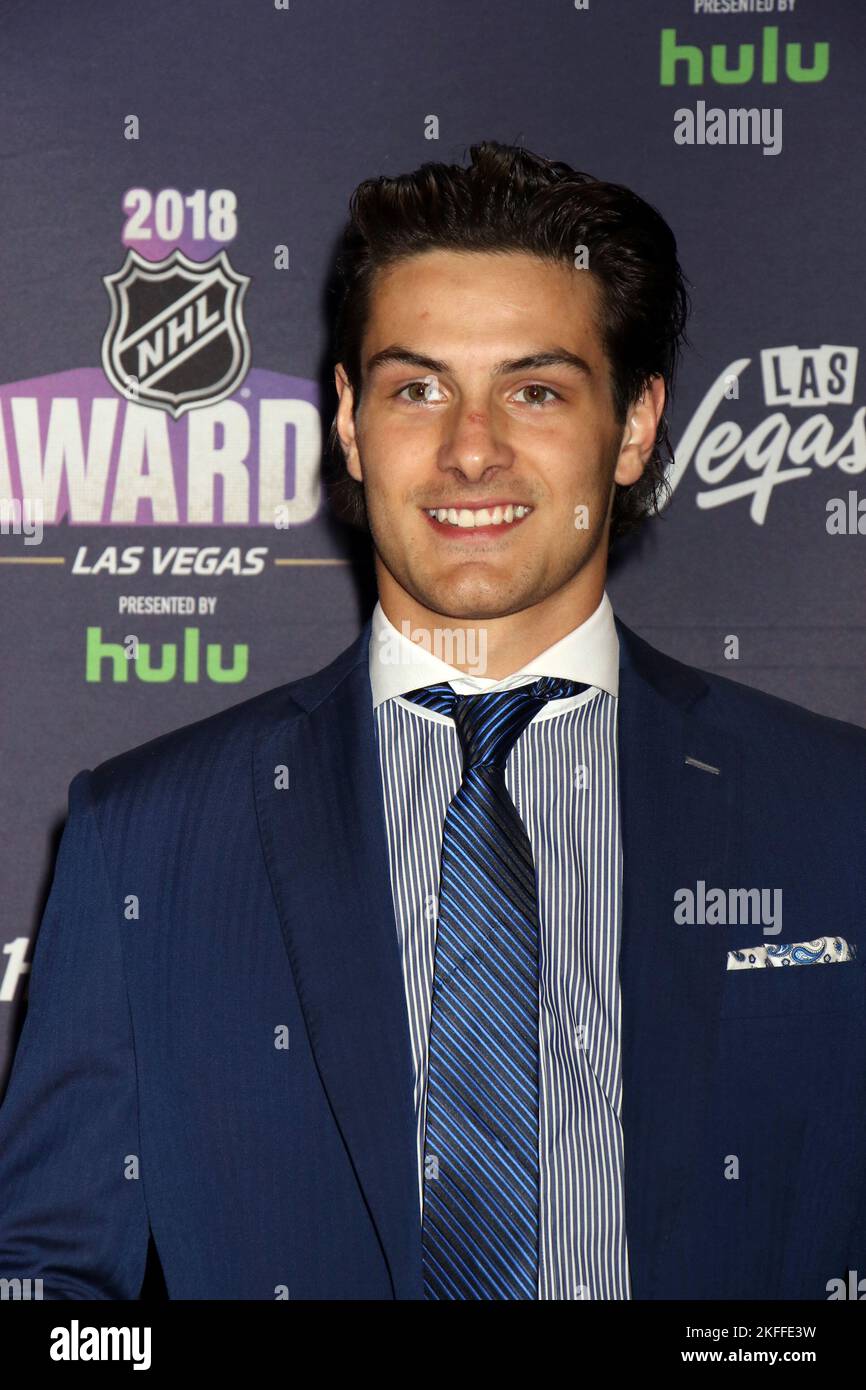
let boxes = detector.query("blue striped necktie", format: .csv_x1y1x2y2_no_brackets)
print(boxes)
403,676,587,1299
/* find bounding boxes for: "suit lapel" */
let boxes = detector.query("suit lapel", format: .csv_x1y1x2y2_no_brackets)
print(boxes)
253,620,423,1299
614,617,740,1298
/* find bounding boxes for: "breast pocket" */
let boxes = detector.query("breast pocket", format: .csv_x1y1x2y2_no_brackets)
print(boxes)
719,957,866,1020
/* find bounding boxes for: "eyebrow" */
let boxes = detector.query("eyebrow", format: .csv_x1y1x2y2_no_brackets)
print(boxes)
364,344,593,381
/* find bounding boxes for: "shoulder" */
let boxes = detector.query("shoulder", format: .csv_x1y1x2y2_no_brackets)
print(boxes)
618,617,866,766
699,667,866,807
86,623,371,808
85,682,304,810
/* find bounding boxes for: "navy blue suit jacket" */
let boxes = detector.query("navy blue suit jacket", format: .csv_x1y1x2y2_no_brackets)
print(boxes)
1,614,865,1300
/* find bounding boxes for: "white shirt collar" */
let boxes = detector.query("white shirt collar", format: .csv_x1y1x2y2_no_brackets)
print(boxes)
368,589,619,709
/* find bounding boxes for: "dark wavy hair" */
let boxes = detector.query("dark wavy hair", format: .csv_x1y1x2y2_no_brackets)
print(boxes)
324,140,690,544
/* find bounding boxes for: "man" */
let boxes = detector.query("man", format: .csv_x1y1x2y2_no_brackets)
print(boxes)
1,141,864,1301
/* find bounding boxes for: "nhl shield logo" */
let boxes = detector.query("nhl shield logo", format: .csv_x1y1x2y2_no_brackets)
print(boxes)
101,248,251,417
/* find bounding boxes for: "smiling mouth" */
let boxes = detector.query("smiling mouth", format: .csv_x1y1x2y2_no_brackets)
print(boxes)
422,503,534,532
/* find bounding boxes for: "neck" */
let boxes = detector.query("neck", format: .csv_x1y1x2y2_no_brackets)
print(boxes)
377,567,606,680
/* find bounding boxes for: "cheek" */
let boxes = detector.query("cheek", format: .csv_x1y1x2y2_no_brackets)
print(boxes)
369,423,437,496
539,439,605,496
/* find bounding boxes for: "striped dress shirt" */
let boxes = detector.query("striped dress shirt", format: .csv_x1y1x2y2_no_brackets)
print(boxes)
368,591,631,1300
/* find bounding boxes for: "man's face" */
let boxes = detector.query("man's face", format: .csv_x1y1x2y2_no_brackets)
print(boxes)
335,249,653,623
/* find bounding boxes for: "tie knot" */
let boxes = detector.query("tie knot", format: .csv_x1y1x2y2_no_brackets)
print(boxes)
403,676,587,771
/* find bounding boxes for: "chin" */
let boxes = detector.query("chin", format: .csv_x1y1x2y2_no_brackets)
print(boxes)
414,584,532,623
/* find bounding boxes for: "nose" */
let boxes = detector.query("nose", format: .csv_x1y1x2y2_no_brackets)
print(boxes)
436,397,515,482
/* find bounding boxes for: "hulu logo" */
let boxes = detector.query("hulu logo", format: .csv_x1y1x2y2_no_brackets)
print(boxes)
86,627,249,683
660,26,829,86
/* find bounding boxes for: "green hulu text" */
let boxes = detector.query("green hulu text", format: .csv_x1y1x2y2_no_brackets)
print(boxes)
660,26,829,86
86,626,249,683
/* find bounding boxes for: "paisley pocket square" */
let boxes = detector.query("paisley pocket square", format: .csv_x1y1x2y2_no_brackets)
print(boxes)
726,937,856,969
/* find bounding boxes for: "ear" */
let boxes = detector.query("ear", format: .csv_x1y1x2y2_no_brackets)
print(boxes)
334,363,363,483
614,376,666,487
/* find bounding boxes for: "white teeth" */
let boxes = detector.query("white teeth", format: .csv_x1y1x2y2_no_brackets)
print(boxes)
425,504,532,528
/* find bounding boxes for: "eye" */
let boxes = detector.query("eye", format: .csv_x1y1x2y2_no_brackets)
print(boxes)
396,377,447,404
512,383,562,407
